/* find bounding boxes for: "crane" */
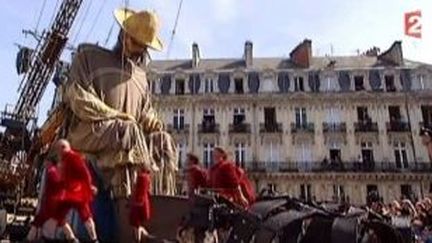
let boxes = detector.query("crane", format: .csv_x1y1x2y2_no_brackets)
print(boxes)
0,0,83,189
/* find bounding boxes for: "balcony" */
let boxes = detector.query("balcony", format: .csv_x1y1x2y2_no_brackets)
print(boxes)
167,124,190,134
259,123,283,133
386,121,411,132
323,122,347,133
354,121,378,132
291,122,315,133
198,123,220,133
246,161,432,173
229,123,251,133
420,122,432,129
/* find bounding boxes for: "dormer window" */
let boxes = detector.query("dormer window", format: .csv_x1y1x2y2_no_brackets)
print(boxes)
294,76,304,91
175,78,185,95
385,75,396,92
354,76,365,91
234,78,244,94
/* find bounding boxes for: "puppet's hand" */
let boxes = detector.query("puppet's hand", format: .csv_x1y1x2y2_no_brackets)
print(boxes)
91,185,98,195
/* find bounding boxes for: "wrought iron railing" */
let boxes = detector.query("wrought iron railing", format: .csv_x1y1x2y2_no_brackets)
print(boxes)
245,161,432,173
354,122,379,132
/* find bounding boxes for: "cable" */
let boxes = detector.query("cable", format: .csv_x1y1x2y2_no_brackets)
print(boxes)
71,0,93,45
166,0,184,59
34,0,47,33
103,19,116,47
48,0,60,28
84,0,107,41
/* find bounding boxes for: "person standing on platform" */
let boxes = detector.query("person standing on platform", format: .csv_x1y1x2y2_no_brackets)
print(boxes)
185,153,208,198
129,169,152,242
208,147,248,207
54,139,98,242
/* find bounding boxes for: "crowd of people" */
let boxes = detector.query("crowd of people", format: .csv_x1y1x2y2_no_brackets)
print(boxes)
367,192,432,243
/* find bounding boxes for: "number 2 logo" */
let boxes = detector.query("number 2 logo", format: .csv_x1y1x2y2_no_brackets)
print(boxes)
405,10,422,39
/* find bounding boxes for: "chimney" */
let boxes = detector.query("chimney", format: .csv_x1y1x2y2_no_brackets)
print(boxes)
244,41,253,67
289,39,312,68
378,41,403,65
192,42,200,68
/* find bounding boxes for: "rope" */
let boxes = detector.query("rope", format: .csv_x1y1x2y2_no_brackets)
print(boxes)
34,0,47,33
166,0,184,59
84,0,107,41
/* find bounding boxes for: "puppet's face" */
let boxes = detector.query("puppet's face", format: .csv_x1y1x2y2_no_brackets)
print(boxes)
124,34,148,59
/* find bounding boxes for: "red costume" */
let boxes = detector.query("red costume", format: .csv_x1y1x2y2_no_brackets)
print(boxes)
32,164,63,227
129,170,152,227
54,150,94,226
186,165,208,197
209,160,245,206
235,166,256,205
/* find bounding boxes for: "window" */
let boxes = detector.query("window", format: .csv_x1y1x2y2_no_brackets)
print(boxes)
178,143,186,169
233,108,246,125
394,141,408,169
175,79,185,94
173,109,185,130
333,184,345,202
354,76,365,91
234,78,244,94
202,108,215,129
421,106,432,126
357,107,370,121
385,75,396,92
296,143,312,171
265,141,280,172
329,149,341,162
361,142,374,170
204,78,214,93
264,107,277,126
400,184,413,200
203,143,215,168
326,107,341,124
300,184,312,201
235,143,246,168
388,106,402,122
366,184,379,202
294,76,304,91
295,107,307,126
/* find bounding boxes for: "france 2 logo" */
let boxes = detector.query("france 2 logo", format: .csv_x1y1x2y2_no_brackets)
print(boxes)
404,10,422,39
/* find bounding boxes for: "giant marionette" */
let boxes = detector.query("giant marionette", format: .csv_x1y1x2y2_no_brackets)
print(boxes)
61,7,178,240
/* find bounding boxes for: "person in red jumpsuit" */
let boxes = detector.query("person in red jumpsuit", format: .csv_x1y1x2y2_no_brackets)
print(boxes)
185,153,208,198
129,169,152,242
26,158,67,240
54,139,98,242
235,165,256,207
208,147,248,207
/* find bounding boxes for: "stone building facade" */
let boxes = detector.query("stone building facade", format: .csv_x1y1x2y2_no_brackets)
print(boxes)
148,40,432,204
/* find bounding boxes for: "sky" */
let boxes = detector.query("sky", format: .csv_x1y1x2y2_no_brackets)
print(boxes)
0,0,431,125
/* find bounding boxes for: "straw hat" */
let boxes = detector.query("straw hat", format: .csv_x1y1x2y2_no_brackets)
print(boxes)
114,8,163,51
